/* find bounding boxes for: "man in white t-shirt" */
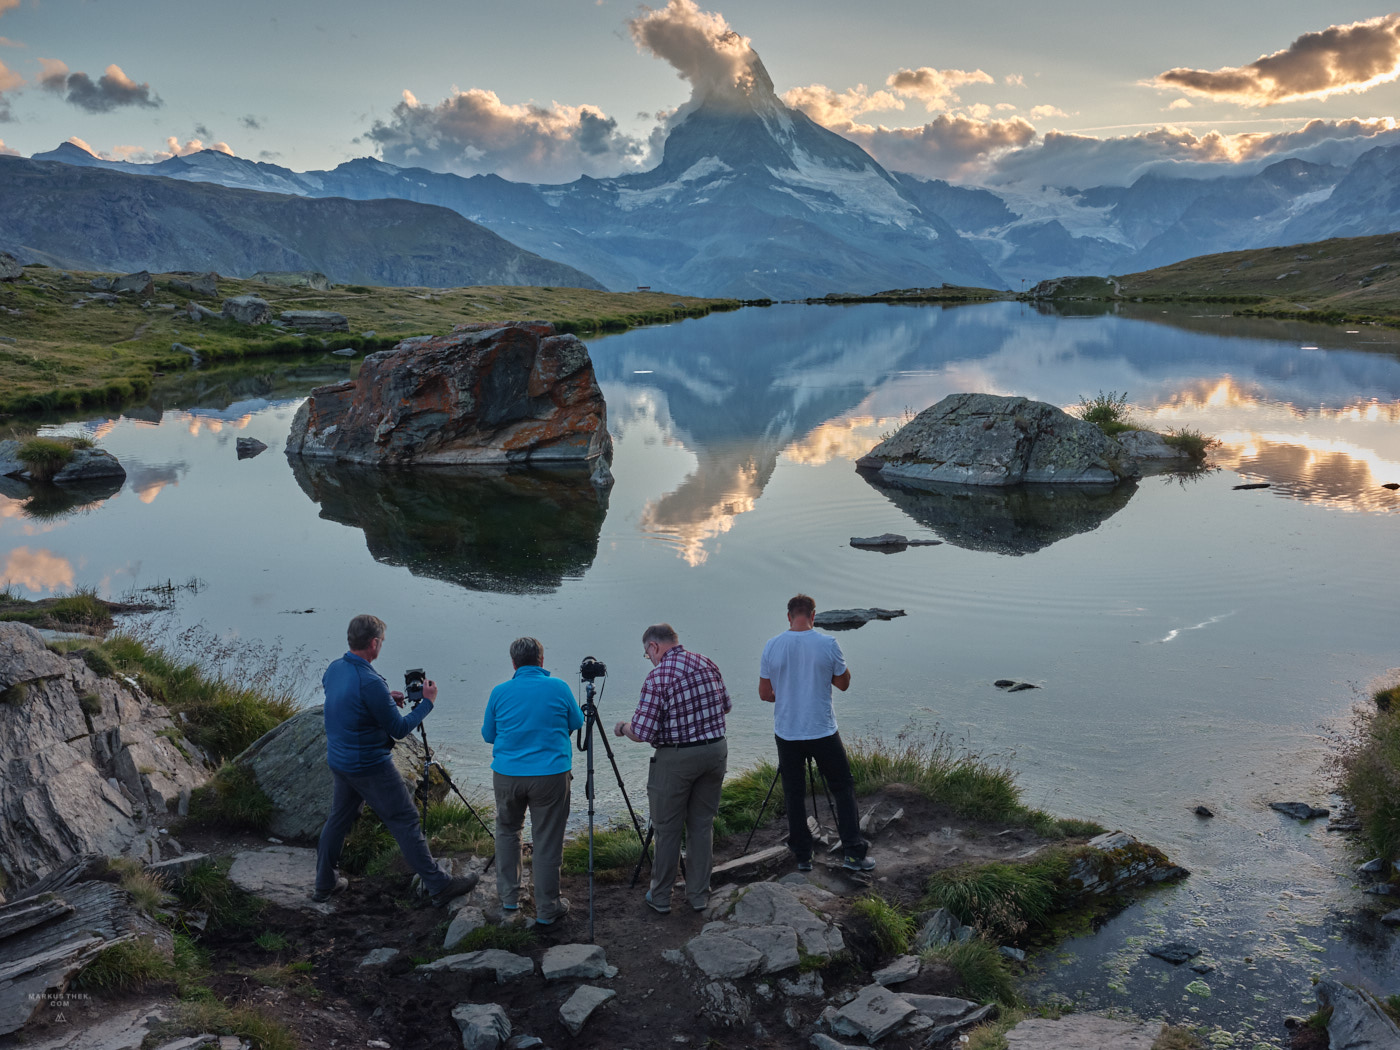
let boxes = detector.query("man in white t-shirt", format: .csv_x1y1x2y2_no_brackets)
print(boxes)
758,594,873,873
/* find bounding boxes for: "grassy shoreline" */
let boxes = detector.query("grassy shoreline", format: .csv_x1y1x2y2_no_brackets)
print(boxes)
0,266,742,416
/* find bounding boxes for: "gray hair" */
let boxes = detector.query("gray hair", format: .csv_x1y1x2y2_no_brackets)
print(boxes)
642,623,678,646
347,614,386,651
510,636,544,667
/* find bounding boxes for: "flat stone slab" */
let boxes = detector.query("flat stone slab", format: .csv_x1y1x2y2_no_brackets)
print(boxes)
901,993,979,1021
729,925,800,973
358,948,400,968
541,943,616,980
417,949,533,982
1005,1016,1159,1049
452,1002,510,1050
813,608,906,630
1145,941,1200,964
728,882,845,958
227,847,331,913
830,984,916,1042
872,954,920,985
559,985,615,1036
685,930,764,979
19,1001,167,1049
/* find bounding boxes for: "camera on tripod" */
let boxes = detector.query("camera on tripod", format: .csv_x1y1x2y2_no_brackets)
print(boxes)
404,668,427,706
579,656,607,682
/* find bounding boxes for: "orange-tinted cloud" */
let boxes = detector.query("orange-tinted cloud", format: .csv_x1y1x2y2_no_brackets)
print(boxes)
3,547,75,592
1155,15,1400,106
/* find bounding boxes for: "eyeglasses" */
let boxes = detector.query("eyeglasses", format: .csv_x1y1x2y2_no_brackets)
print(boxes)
642,642,654,659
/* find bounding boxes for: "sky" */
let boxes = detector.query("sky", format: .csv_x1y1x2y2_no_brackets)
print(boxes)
1,0,1399,188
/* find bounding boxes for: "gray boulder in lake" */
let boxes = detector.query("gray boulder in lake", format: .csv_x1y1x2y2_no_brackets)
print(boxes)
0,622,210,894
857,393,1135,486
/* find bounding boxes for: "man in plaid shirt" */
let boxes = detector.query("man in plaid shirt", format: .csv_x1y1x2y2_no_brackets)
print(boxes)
613,623,731,914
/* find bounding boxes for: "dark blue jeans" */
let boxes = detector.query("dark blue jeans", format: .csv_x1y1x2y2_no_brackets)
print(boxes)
316,762,450,895
775,732,867,861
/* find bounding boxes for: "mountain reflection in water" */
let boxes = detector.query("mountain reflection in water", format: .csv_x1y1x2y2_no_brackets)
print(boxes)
289,458,608,593
860,473,1138,555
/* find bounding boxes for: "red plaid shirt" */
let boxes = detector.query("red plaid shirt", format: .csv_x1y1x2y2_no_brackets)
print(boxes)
629,645,731,745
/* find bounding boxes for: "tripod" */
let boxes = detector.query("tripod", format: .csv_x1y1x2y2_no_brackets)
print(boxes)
575,669,647,942
741,756,839,857
414,718,496,875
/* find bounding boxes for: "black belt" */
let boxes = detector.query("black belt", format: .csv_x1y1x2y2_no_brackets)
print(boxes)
657,737,724,749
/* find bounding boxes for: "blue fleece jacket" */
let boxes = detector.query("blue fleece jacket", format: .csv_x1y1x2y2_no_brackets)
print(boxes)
323,652,431,774
481,665,583,776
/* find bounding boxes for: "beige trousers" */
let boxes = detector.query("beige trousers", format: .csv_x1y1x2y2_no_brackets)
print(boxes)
648,739,727,910
493,770,572,922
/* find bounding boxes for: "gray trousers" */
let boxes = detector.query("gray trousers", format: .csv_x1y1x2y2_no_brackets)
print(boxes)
493,770,572,922
648,739,727,910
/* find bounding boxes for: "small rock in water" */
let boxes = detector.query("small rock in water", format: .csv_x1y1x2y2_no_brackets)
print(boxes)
998,945,1026,962
1358,857,1387,875
331,347,357,356
1190,962,1215,974
1270,801,1330,820
813,608,905,630
237,437,269,460
1362,883,1397,897
1146,942,1201,964
994,680,1039,692
1233,482,1271,490
1194,805,1214,818
1382,482,1399,490
1380,909,1400,927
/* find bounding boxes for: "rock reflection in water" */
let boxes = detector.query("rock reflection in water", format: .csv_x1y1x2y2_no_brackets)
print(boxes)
862,473,1137,556
289,459,607,593
0,476,124,520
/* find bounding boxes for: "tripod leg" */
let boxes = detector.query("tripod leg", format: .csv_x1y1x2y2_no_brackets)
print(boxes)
741,767,781,856
629,825,656,889
589,706,648,844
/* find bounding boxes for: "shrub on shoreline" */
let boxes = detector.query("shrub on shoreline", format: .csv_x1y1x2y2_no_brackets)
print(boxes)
1336,692,1400,862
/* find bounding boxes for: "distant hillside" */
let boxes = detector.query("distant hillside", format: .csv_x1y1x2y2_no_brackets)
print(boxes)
0,156,604,290
1113,231,1400,316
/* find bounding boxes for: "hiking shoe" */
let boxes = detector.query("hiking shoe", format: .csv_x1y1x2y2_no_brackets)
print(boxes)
842,855,876,872
644,892,671,915
796,859,813,872
311,875,348,903
535,897,571,927
430,872,480,907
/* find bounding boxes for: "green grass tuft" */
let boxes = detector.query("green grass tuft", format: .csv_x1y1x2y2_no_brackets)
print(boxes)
1076,391,1135,435
71,937,172,992
715,760,782,839
561,824,645,877
1162,427,1219,459
172,860,265,931
0,680,28,706
16,437,76,480
922,938,1019,1005
924,852,1070,941
186,762,274,832
851,894,916,956
152,999,298,1050
1335,701,1400,863
253,931,290,952
448,924,536,953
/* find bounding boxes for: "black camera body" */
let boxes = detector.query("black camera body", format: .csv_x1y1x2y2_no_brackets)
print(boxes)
404,668,427,706
579,656,607,682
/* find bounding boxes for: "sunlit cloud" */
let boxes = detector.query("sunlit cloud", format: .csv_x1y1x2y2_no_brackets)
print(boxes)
364,86,645,183
0,137,16,155
1155,14,1400,106
0,57,20,121
0,36,22,47
1029,104,1069,120
779,83,903,126
629,0,759,104
39,60,161,113
1168,98,1193,111
886,66,994,111
0,1,17,17
838,114,1038,181
3,547,75,592
782,416,902,466
64,134,234,164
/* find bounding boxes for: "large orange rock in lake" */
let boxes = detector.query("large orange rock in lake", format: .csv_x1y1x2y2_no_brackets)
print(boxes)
286,321,612,473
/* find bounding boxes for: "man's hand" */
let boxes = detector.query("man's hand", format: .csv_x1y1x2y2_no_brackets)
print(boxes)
613,720,628,737
423,680,439,703
758,677,775,703
391,689,406,708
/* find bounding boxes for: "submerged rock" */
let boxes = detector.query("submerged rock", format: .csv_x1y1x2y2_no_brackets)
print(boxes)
1271,801,1330,820
857,393,1135,486
1316,978,1400,1050
286,321,612,469
813,608,905,630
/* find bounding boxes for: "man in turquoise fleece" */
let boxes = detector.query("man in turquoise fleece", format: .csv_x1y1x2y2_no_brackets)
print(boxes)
482,636,583,926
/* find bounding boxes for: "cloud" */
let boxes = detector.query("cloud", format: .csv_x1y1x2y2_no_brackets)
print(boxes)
0,0,17,16
72,135,234,164
40,61,161,112
365,87,646,182
1168,98,1193,110
1029,104,1068,120
628,0,760,105
838,114,1038,180
988,117,1400,187
0,137,18,156
0,57,19,121
779,83,903,126
193,122,211,139
1155,14,1400,105
0,37,22,47
239,114,262,130
885,66,993,111
1004,74,1025,87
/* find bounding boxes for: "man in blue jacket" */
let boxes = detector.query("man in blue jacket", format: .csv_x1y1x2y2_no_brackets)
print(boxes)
482,637,583,927
314,614,477,906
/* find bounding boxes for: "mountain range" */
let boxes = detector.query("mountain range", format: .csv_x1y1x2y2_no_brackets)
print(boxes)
9,50,1400,297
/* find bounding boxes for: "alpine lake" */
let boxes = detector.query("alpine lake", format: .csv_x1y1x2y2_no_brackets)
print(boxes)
6,300,1400,1039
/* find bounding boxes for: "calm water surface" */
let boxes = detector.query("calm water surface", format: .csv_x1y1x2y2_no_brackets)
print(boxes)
6,302,1400,1037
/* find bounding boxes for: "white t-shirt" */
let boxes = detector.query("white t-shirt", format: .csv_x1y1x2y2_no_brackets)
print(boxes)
760,629,847,741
